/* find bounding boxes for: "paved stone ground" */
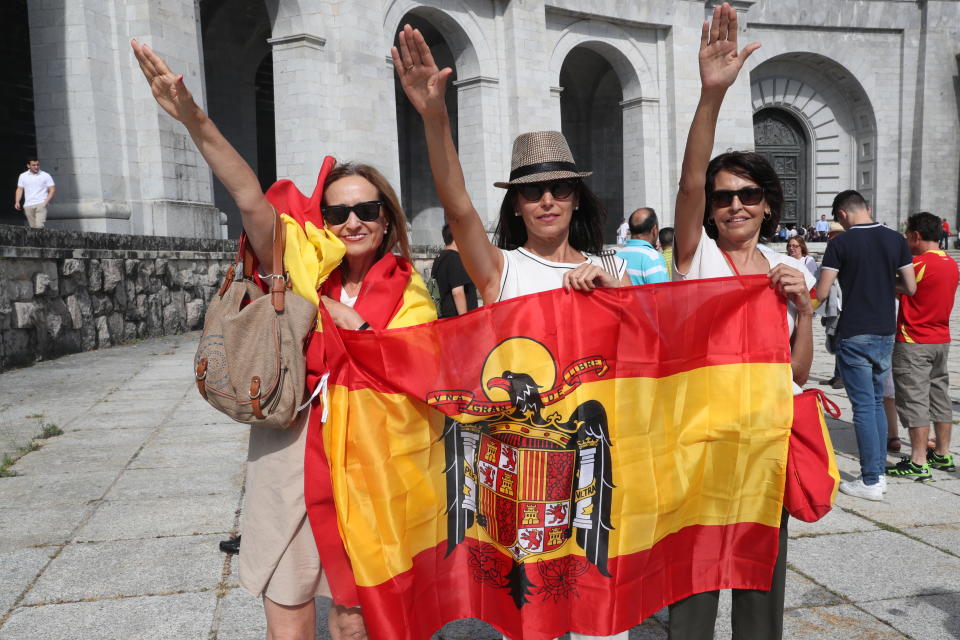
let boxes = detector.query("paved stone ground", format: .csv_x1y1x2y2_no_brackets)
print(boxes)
1,280,959,639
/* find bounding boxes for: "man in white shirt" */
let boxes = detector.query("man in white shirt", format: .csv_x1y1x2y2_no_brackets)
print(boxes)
814,214,830,240
14,159,56,228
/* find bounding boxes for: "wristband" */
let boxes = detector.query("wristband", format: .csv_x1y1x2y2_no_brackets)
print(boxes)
357,321,370,331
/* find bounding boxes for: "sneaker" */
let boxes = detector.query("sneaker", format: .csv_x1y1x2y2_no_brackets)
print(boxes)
878,475,887,493
927,451,955,472
885,458,932,482
839,477,884,501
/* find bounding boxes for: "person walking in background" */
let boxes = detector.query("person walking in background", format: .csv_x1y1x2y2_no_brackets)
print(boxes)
616,216,630,245
432,223,478,317
940,217,951,250
617,207,669,285
886,212,959,481
786,236,817,277
815,214,830,241
819,222,845,390
659,226,675,280
816,190,916,501
14,158,55,229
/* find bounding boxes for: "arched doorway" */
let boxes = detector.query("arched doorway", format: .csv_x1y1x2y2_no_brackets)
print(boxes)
393,15,457,246
754,108,808,227
0,0,35,226
559,47,623,243
200,0,273,237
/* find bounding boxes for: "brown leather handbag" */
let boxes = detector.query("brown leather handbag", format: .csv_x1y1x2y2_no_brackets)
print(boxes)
193,215,317,428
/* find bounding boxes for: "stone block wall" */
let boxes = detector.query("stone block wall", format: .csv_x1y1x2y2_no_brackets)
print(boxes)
0,226,236,371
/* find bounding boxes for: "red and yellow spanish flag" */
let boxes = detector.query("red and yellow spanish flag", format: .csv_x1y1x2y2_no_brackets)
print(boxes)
309,275,794,640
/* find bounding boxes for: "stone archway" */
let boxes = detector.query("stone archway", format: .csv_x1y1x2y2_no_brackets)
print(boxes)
200,0,273,237
393,14,458,246
754,108,808,226
560,47,623,242
750,53,877,221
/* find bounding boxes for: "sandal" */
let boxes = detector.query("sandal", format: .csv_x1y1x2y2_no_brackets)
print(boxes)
887,437,902,453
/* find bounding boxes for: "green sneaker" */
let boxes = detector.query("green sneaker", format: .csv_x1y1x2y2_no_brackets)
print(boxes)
885,458,932,482
927,451,955,472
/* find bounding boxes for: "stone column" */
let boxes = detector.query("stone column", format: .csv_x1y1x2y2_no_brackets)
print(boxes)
454,75,504,227
621,97,665,222
500,0,556,139
270,1,400,196
27,0,219,237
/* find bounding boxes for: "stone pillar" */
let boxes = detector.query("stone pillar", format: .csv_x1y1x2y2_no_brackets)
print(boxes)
27,0,219,237
270,1,400,195
454,75,504,227
622,97,665,222
500,0,556,139
910,1,960,225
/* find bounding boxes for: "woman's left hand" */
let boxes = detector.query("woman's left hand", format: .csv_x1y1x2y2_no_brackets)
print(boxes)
562,264,620,292
768,264,813,316
321,295,367,330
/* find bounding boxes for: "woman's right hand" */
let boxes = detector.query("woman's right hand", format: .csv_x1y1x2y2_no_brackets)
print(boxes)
391,24,453,119
131,40,200,123
698,3,759,94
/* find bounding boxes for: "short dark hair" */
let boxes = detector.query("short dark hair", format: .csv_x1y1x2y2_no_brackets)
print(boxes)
906,211,942,242
628,208,657,235
659,226,675,248
26,158,38,164
831,190,869,221
494,180,606,254
704,152,782,241
441,223,454,246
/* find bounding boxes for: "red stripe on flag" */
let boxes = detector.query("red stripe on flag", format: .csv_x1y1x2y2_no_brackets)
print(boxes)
354,521,780,640
330,276,789,399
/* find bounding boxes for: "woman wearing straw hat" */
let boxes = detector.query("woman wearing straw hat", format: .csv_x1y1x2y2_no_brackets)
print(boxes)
393,23,628,640
392,27,628,309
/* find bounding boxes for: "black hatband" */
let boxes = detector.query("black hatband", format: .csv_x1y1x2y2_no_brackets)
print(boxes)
509,161,579,181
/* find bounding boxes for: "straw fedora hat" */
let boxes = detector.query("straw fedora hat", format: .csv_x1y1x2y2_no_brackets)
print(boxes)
493,131,592,188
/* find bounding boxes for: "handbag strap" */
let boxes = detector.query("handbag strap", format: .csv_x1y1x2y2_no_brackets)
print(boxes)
805,388,841,418
228,215,287,313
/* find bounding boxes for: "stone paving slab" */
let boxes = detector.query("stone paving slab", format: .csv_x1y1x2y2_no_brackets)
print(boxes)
106,466,244,500
782,604,908,638
0,470,115,507
73,493,238,542
902,523,960,556
789,505,878,538
0,547,52,614
127,440,246,470
0,592,217,640
790,530,960,602
0,504,91,553
9,442,142,476
23,535,225,605
860,593,960,639
837,482,960,528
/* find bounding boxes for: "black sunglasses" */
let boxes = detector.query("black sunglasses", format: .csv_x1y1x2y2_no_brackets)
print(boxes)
709,186,764,208
321,200,382,225
515,180,578,202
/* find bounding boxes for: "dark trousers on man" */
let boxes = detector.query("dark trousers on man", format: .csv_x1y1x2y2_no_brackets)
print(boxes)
667,511,788,640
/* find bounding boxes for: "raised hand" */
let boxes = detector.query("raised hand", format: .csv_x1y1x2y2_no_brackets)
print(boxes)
391,24,453,119
698,3,760,93
131,40,199,123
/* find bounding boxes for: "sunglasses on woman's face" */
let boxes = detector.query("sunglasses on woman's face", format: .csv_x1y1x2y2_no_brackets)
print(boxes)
321,200,382,225
709,186,764,208
516,180,578,202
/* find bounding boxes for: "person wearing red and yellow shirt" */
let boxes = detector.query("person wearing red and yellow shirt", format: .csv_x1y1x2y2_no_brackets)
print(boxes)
888,212,959,481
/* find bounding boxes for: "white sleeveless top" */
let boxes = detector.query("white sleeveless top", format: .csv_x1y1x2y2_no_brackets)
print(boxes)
496,247,627,302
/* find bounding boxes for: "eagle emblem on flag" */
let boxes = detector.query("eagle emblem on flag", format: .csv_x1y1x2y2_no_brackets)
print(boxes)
432,337,615,606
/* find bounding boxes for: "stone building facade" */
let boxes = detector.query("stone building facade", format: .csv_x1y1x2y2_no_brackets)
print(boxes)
12,0,960,244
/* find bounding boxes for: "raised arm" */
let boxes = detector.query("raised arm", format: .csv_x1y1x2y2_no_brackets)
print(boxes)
131,41,277,270
674,4,759,274
391,26,504,304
